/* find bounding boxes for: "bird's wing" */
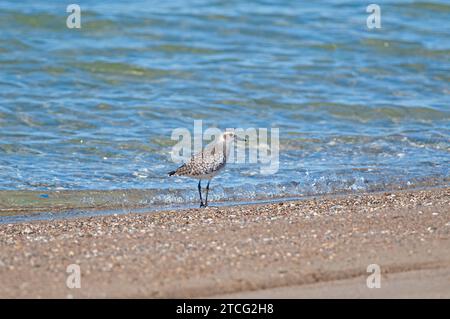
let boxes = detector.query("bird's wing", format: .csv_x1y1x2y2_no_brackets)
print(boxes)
173,143,226,175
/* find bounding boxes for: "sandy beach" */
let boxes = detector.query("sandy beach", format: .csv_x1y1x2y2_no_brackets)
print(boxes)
0,187,449,298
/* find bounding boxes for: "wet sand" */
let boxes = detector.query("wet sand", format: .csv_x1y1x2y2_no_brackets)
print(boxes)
0,187,449,298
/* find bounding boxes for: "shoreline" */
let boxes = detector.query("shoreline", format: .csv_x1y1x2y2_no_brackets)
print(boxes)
0,186,449,298
1,182,449,223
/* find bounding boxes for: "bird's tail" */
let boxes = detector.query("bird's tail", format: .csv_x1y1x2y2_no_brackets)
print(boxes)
168,170,177,176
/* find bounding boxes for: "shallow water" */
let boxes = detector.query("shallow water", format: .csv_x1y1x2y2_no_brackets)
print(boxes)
0,0,449,214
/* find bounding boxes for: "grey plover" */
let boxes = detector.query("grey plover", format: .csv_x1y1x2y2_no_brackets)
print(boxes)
169,131,246,207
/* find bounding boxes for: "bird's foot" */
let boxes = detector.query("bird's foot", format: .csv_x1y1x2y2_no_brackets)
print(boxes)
200,202,206,208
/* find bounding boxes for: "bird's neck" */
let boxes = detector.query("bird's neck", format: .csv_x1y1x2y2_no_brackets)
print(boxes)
223,140,232,160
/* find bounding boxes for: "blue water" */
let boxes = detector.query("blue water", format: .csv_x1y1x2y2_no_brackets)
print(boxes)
0,0,449,209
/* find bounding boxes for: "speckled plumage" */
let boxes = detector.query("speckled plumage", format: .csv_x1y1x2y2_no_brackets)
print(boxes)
169,139,229,179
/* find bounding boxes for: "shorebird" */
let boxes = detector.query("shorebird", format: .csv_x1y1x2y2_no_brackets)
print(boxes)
168,131,246,208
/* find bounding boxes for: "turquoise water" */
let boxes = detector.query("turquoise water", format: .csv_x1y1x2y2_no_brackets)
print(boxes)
0,0,449,211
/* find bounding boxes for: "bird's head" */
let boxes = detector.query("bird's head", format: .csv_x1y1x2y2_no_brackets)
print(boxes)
221,131,247,143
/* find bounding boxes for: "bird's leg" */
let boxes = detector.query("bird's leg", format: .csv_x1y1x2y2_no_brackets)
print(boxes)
198,180,205,208
204,179,211,207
